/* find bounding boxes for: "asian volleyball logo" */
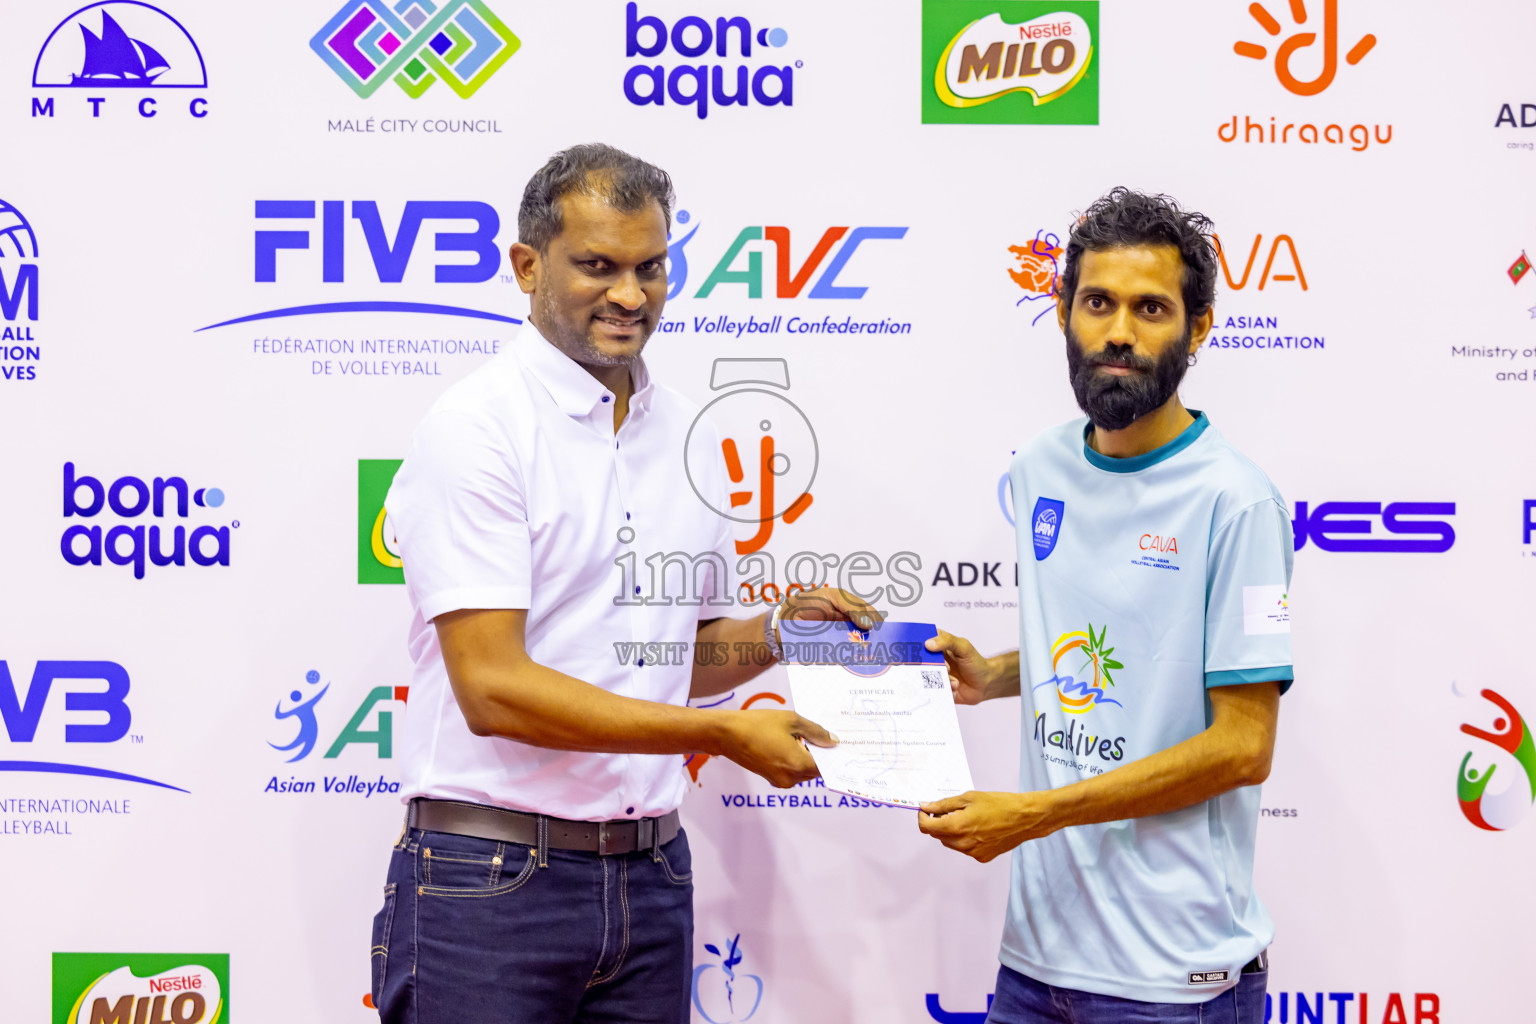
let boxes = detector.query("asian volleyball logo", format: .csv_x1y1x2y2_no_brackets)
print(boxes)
1457,686,1536,832
1034,625,1123,715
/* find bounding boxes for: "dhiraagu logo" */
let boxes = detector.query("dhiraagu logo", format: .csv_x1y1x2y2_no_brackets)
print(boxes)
921,1,1098,125
358,458,403,584
1034,625,1123,714
53,953,227,1024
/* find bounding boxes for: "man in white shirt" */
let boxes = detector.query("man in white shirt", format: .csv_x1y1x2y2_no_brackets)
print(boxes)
369,144,876,1024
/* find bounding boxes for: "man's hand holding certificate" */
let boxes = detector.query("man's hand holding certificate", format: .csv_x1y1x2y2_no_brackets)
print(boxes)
781,620,974,808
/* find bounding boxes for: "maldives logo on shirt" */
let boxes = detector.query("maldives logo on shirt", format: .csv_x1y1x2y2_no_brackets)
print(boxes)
1031,497,1063,559
1033,625,1123,714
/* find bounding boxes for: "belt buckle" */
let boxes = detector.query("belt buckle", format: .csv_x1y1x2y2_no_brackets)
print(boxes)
597,822,614,855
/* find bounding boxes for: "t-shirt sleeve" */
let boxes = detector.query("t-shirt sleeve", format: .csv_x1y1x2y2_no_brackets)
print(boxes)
1204,498,1295,694
387,409,532,622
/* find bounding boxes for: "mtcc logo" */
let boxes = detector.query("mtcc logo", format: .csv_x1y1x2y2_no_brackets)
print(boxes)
1234,0,1375,95
61,462,235,579
312,0,521,99
684,359,816,556
269,670,410,761
692,934,763,1023
31,2,210,119
624,4,795,119
1457,686,1536,832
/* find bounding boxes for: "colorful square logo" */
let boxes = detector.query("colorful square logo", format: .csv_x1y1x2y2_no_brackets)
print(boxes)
921,1,1099,125
53,953,229,1024
312,0,520,99
358,459,404,584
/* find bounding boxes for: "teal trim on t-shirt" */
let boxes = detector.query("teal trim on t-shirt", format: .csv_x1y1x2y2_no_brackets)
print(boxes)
1082,410,1210,474
1206,666,1294,695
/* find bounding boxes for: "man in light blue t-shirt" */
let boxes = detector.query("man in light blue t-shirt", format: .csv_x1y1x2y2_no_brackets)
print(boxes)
920,188,1293,1023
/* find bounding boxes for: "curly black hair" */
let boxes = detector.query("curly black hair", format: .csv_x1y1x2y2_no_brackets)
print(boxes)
1054,187,1218,324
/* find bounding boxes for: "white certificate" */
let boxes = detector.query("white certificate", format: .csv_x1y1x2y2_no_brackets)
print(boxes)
781,620,974,808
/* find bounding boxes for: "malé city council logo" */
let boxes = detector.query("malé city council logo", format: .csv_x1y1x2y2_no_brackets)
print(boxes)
312,0,520,98
921,1,1098,125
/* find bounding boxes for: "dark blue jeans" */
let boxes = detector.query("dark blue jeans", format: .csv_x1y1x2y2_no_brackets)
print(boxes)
371,821,694,1024
986,962,1268,1024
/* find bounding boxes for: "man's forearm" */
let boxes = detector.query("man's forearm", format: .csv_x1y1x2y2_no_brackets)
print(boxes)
690,613,774,698
983,651,1023,700
1038,714,1272,832
455,657,729,755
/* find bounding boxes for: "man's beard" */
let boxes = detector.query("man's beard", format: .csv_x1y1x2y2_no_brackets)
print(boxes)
1064,320,1191,432
535,288,653,368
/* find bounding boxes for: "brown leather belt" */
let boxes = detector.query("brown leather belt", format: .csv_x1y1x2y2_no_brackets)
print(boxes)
408,798,680,855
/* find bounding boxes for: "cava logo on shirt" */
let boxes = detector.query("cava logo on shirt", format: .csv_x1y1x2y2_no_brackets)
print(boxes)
1033,625,1123,714
53,953,227,1024
1457,687,1536,832
922,1,1099,125
1031,497,1063,559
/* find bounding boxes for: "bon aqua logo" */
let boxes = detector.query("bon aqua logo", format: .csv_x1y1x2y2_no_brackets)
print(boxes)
1457,686,1536,832
312,0,520,99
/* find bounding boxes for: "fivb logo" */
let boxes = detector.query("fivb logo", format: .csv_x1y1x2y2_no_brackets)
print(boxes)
311,0,521,99
252,201,500,283
624,3,794,119
0,197,41,383
922,2,1099,125
61,463,234,579
670,213,908,300
0,660,186,791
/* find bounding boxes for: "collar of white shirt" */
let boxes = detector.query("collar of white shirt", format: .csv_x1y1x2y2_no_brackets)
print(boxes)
513,320,656,421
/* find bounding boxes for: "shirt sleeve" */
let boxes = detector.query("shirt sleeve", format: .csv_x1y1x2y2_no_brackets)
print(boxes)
1204,498,1295,694
387,409,532,622
686,414,738,617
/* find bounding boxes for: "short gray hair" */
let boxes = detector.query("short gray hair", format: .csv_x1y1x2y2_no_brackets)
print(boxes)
518,143,675,252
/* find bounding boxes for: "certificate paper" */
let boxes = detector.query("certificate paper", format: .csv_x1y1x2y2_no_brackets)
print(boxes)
782,620,974,808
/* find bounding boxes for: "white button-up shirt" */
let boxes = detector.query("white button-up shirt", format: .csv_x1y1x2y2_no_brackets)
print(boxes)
386,322,734,821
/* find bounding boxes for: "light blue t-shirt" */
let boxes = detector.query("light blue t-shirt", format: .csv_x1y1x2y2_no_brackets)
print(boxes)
1001,412,1294,1003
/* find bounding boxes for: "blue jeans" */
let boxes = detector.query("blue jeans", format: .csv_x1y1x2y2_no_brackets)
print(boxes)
371,821,694,1024
986,962,1268,1024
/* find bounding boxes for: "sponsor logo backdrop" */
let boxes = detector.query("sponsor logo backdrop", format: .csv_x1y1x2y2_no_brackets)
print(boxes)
0,0,1530,1020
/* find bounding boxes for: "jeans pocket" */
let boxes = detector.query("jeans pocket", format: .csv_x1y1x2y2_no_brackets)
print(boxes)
418,832,538,898
370,882,397,1006
655,830,692,886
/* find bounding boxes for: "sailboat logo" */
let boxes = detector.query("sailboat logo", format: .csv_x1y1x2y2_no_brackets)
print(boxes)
33,2,208,89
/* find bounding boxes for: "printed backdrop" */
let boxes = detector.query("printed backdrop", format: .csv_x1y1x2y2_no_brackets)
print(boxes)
2,0,1533,1021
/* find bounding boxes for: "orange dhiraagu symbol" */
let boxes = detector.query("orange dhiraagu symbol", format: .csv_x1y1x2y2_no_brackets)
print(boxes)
685,692,786,783
1235,0,1376,96
723,435,813,555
